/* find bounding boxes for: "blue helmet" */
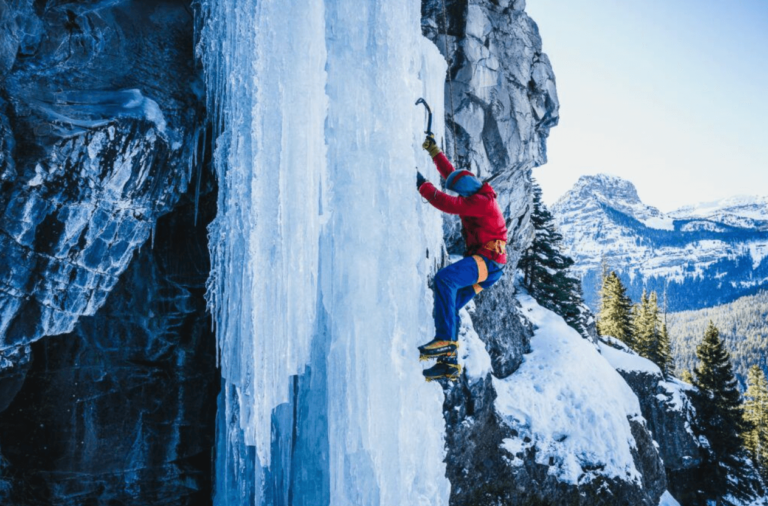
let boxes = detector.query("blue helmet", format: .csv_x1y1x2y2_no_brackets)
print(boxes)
446,170,482,197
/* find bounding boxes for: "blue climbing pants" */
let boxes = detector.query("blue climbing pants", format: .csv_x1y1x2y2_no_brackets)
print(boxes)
433,255,504,342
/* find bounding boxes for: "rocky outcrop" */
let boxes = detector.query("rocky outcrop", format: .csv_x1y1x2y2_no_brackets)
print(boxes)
600,338,703,502
443,298,667,506
0,0,204,350
0,1,218,504
0,183,219,504
620,369,702,476
422,0,558,270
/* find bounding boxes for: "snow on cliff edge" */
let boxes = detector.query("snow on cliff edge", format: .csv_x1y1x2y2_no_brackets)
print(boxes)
493,293,646,485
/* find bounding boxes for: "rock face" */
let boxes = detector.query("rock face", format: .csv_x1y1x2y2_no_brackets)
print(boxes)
600,337,768,506
552,174,768,312
422,2,667,505
422,0,559,270
600,337,704,503
0,185,219,504
0,0,204,350
0,1,218,504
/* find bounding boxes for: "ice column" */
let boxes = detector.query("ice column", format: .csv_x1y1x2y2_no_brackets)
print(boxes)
200,0,329,463
200,0,450,503
321,2,449,504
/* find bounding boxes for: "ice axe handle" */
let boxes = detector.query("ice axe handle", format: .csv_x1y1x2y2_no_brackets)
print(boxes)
415,98,433,136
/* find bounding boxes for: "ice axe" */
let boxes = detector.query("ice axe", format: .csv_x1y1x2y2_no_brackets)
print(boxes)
415,98,434,137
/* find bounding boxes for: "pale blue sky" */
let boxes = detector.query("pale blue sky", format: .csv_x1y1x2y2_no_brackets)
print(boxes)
526,0,768,211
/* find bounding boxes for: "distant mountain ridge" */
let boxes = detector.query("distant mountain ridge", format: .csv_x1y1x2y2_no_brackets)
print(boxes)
552,174,768,312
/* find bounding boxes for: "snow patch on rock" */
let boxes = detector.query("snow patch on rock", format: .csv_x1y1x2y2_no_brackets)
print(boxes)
599,338,662,376
494,294,644,485
659,490,682,506
458,302,493,381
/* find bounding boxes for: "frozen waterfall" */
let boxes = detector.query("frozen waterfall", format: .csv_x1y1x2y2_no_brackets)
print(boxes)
198,0,451,503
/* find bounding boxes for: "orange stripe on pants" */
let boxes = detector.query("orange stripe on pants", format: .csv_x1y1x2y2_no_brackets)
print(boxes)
472,255,488,294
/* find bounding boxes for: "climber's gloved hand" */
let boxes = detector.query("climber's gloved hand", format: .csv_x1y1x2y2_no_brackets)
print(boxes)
416,171,427,190
421,134,441,159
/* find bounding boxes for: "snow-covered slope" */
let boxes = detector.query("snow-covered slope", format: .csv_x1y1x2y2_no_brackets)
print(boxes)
552,174,768,311
670,195,768,229
498,295,650,486
447,292,667,505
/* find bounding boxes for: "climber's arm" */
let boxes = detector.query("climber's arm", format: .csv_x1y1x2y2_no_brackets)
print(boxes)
418,182,486,217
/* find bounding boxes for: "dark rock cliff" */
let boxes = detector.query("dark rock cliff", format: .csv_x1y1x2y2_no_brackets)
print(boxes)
605,338,768,505
0,1,218,504
616,365,702,502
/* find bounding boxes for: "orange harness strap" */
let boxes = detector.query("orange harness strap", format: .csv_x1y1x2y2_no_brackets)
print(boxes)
472,255,488,294
483,240,507,256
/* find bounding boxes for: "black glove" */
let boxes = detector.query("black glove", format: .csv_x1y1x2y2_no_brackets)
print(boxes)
416,171,427,190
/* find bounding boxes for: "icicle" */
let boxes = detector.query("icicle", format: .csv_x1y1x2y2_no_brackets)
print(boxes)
193,125,205,226
199,1,451,504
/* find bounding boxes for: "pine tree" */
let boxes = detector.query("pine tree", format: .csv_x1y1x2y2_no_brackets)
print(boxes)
632,290,674,376
743,365,768,481
659,288,675,378
658,321,674,378
693,321,746,500
520,181,589,337
597,271,634,347
681,369,694,384
633,289,654,359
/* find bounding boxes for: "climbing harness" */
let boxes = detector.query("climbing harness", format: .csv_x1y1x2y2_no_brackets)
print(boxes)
483,240,507,257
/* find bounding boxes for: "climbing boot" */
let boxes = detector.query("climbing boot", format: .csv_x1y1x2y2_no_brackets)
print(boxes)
423,356,462,382
418,338,458,361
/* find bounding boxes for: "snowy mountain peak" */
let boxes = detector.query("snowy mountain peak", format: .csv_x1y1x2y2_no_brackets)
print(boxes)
553,174,671,230
551,174,768,312
568,173,642,206
669,194,768,229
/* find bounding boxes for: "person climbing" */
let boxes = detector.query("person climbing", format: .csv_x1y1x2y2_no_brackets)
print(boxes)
416,135,507,382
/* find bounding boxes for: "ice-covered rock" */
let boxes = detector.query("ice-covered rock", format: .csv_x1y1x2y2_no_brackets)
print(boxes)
0,184,219,504
0,1,204,349
0,1,213,504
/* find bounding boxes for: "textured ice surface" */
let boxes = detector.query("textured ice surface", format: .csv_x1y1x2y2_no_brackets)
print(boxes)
200,1,450,503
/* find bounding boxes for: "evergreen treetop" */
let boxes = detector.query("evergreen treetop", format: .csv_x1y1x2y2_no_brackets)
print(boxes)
692,321,749,503
520,181,589,337
597,271,633,347
694,321,744,457
743,365,768,481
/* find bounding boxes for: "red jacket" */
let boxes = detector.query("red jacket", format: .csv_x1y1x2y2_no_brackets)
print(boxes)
419,153,508,264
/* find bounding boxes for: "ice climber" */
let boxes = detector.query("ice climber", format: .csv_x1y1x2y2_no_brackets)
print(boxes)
416,135,507,382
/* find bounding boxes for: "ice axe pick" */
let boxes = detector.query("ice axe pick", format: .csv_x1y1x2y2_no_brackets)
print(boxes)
415,98,434,137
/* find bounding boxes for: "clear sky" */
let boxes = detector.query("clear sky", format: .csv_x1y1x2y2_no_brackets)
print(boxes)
526,0,768,211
